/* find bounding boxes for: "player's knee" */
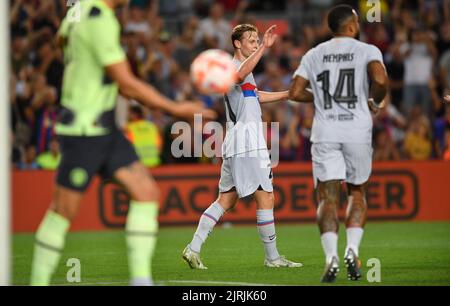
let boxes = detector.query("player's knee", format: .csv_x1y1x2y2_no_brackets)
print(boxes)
132,178,160,202
319,180,340,204
254,191,275,210
348,182,368,193
51,202,78,221
216,194,236,211
267,192,275,204
52,187,82,221
348,184,367,204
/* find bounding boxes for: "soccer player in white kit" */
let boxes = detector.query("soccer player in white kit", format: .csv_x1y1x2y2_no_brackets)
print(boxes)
182,24,302,269
289,5,388,282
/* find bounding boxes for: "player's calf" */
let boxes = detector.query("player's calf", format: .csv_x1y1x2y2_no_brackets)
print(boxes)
317,180,340,234
316,181,341,282
30,210,71,286
115,163,160,285
344,184,366,281
345,183,368,228
30,186,83,285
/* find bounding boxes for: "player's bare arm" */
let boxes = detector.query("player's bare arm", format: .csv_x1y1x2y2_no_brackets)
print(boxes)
289,75,314,103
367,60,388,114
257,90,289,103
106,61,217,121
445,95,450,103
236,25,278,83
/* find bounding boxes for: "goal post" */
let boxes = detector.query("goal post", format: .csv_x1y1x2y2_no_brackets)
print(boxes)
0,0,11,286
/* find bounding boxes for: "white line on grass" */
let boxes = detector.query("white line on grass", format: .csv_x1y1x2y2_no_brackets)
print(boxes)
165,280,283,286
53,279,283,286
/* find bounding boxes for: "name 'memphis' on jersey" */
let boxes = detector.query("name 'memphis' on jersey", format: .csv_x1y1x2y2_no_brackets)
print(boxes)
294,37,385,144
221,59,268,158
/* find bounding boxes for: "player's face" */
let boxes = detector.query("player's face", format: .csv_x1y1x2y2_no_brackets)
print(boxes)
240,31,260,58
352,12,361,39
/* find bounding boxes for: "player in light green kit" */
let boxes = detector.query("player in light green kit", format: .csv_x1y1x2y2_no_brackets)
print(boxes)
30,0,215,286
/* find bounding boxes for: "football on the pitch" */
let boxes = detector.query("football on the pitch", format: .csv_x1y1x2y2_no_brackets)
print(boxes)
190,49,238,95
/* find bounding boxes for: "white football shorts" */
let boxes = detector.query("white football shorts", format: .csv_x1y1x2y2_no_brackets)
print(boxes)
218,149,273,198
311,142,373,187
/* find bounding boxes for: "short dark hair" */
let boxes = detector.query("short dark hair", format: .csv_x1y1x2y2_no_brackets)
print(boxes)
231,24,258,49
327,5,356,34
129,105,144,118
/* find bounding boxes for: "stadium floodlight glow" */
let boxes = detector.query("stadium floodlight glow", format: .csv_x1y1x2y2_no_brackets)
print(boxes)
0,0,11,286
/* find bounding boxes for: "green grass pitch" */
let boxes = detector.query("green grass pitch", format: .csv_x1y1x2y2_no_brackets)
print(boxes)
13,222,450,286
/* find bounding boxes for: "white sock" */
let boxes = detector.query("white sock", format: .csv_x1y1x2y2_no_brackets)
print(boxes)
257,210,280,261
345,227,364,257
321,232,338,264
189,202,225,253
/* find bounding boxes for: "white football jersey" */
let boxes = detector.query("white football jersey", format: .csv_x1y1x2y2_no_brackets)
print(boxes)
222,59,268,158
294,37,384,144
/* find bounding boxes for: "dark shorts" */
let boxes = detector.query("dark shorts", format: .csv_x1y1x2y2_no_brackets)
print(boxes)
56,131,139,192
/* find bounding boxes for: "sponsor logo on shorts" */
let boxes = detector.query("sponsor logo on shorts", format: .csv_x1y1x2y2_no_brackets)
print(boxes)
70,168,88,188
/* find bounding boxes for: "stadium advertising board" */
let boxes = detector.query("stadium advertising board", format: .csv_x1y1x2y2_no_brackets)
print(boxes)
12,161,450,232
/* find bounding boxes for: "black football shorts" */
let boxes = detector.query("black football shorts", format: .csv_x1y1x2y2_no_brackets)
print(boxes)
56,131,140,192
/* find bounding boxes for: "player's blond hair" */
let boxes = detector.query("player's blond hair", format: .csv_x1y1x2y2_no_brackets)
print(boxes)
231,24,258,49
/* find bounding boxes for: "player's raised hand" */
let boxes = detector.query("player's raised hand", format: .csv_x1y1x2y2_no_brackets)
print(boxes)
172,101,217,121
263,25,278,48
368,98,386,116
445,95,450,103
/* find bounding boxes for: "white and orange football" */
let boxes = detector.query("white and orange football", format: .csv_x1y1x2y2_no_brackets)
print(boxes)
190,49,238,95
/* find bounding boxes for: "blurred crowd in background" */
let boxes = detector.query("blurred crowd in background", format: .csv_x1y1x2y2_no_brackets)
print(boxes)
9,0,450,170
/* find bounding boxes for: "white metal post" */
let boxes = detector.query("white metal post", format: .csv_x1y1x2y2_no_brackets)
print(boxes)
0,0,11,286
